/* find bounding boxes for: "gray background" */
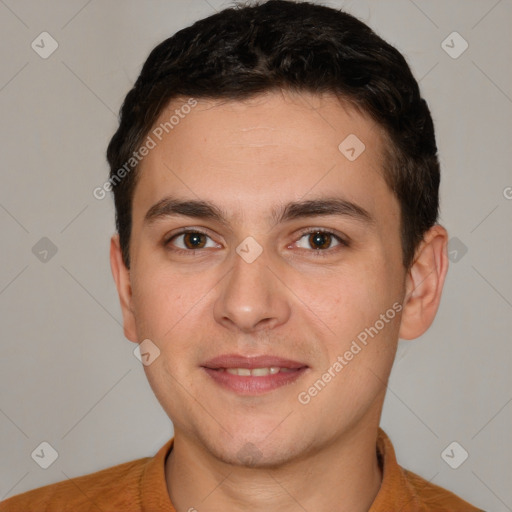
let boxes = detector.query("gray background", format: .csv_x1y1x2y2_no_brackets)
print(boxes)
0,1,511,510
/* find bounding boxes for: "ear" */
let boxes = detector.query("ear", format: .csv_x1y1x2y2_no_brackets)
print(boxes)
110,234,138,343
398,224,449,340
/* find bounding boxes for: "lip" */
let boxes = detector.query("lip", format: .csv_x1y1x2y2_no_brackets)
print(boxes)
203,354,306,370
202,354,309,395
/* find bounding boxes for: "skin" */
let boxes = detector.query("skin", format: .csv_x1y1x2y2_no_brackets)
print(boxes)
110,90,448,512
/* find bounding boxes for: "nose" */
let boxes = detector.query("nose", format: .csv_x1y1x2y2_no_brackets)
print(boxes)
213,246,291,333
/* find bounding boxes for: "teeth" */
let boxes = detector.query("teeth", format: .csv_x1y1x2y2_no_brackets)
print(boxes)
225,367,285,376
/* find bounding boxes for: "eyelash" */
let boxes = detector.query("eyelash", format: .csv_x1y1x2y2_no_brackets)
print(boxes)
164,228,349,257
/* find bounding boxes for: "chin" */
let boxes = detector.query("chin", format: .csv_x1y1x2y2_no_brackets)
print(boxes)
199,426,312,469
212,442,299,469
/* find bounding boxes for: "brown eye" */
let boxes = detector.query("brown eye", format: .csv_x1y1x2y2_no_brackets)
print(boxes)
182,232,207,249
166,230,218,251
308,231,333,250
295,230,342,251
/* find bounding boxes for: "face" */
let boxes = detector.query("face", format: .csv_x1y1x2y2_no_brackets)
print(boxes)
118,91,408,466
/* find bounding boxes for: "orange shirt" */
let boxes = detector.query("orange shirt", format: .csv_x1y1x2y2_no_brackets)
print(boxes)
0,429,482,511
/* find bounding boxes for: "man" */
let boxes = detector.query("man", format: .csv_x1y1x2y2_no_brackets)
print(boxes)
1,1,482,510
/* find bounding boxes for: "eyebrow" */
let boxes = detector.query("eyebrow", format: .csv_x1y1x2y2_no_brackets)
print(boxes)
144,196,374,228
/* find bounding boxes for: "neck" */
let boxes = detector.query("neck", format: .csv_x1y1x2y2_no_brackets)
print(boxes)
165,422,383,512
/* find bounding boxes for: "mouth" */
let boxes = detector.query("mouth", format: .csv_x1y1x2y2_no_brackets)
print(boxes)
201,354,309,395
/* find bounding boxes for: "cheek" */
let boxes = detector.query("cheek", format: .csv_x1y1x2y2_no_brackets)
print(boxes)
129,259,221,359
327,262,397,322
130,264,186,341
316,260,403,371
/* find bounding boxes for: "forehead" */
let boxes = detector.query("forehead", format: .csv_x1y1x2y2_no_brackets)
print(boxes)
132,91,396,227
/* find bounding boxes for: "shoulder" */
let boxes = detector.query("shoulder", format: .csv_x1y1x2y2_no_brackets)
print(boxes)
0,456,150,512
401,468,484,511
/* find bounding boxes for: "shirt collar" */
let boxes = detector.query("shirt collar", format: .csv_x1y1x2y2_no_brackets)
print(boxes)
369,428,421,511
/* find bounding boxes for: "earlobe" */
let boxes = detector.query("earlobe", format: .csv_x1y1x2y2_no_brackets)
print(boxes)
110,234,138,343
398,225,449,341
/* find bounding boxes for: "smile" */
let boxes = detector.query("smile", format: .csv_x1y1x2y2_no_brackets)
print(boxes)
223,367,297,376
